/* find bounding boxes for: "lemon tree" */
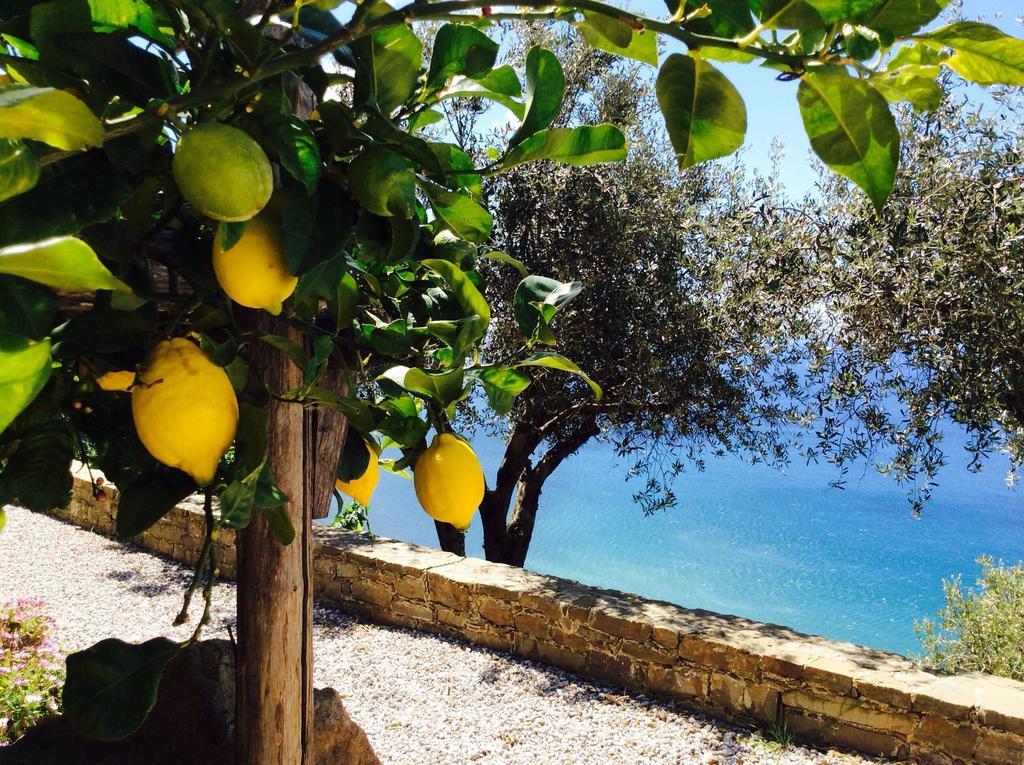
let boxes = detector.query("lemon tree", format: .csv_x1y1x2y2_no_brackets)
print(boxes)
0,0,1021,756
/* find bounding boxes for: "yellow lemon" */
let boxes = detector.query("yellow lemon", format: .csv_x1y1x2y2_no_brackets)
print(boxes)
335,442,380,506
213,214,297,315
96,370,136,392
172,123,273,222
132,338,239,485
413,433,485,531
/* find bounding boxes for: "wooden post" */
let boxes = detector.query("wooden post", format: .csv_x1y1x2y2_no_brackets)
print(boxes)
236,315,313,765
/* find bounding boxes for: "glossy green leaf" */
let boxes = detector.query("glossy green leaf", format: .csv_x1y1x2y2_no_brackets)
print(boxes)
481,250,528,276
420,181,493,243
262,114,321,194
797,67,899,211
1,423,72,511
428,142,482,198
219,478,256,529
379,365,466,406
508,47,565,149
0,139,39,202
802,0,880,24
427,24,498,91
513,276,582,344
919,22,1024,86
348,147,416,218
422,258,491,332
871,64,942,111
116,465,195,538
501,125,627,169
64,637,180,741
0,236,131,291
0,276,56,339
439,66,524,118
577,15,658,66
338,430,372,482
656,53,747,170
352,21,423,114
0,85,103,151
478,366,531,415
516,352,602,400
668,0,754,38
87,0,174,46
260,503,296,546
860,0,949,36
0,334,51,433
748,0,823,29
408,109,444,132
0,153,138,248
332,271,360,329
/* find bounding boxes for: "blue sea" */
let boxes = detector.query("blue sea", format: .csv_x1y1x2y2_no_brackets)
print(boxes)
330,426,1023,657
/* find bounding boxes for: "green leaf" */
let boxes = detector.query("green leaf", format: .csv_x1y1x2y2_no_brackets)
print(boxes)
501,125,627,169
262,113,321,194
338,430,372,481
87,0,174,47
513,276,581,344
797,67,899,211
420,181,493,243
0,85,103,151
671,0,754,38
428,142,482,197
439,66,525,119
576,15,658,66
0,276,56,339
60,31,177,103
408,109,444,132
2,422,73,511
0,153,139,247
0,236,131,291
422,258,491,332
219,478,255,529
860,0,950,36
478,366,531,415
348,146,416,219
116,465,195,538
0,138,40,202
332,271,360,329
352,20,423,114
508,47,565,149
871,64,942,111
656,53,747,170
217,221,247,252
749,0,823,29
427,24,498,91
516,352,602,400
481,250,528,276
802,0,880,24
0,334,52,433
378,365,466,406
918,22,1024,86
64,637,180,741
260,503,295,545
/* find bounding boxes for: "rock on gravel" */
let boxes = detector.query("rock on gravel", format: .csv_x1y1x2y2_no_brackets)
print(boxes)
0,506,883,765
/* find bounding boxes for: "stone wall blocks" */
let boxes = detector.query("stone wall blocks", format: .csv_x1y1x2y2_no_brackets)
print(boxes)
44,470,1024,765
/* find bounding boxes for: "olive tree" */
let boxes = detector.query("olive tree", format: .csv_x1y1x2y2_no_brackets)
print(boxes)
0,0,1020,760
761,83,1024,509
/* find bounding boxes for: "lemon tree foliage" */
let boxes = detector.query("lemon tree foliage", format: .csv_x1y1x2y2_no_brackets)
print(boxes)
0,0,1019,743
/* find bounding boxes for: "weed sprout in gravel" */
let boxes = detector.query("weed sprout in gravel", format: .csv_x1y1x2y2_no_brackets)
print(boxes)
0,598,64,746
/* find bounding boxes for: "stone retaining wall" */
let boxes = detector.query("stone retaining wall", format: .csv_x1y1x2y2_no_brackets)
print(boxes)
50,467,1024,764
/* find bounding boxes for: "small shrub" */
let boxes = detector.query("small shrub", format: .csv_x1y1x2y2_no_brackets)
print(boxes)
0,599,64,746
916,556,1024,681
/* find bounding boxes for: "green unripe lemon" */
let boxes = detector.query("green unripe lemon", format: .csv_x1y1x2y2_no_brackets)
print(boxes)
172,124,273,222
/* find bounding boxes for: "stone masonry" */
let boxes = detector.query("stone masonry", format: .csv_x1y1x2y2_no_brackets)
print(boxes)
42,466,1024,764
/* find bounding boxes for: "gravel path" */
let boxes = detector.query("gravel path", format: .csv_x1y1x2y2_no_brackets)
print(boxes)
1,506,882,765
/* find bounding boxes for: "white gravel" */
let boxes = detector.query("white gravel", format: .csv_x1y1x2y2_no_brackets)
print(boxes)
1,506,883,765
